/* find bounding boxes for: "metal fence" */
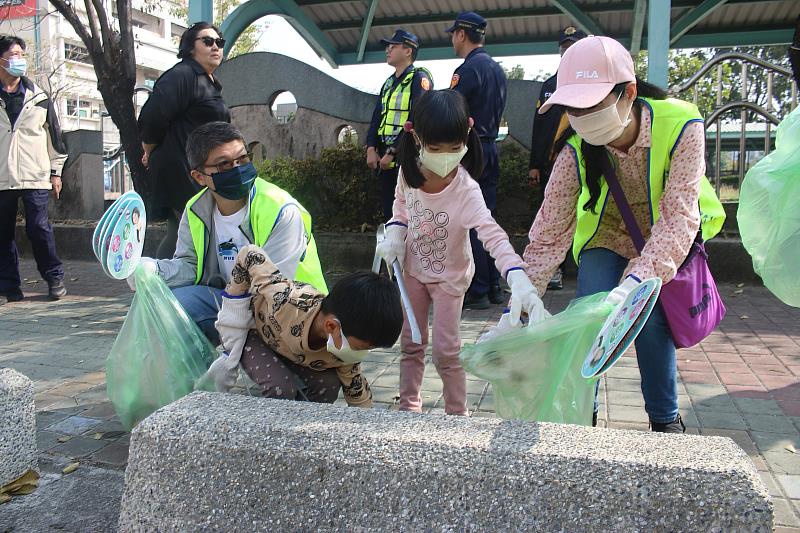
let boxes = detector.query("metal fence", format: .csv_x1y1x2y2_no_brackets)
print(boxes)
671,52,797,201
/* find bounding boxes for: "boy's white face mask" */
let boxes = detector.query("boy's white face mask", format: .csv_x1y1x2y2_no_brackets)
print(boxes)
327,319,370,363
567,91,634,146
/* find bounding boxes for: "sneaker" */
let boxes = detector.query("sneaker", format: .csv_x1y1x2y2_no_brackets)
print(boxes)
463,293,490,310
547,268,564,291
0,287,24,302
650,414,686,433
47,280,67,300
488,284,506,305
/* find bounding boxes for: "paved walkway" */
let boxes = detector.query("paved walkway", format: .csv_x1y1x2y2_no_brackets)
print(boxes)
2,259,799,531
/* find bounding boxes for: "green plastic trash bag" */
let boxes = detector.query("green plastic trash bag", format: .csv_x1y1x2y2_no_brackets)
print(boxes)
460,293,613,425
738,106,800,307
106,265,217,430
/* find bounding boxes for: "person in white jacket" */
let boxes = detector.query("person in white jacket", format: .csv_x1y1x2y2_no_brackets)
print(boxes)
0,35,68,302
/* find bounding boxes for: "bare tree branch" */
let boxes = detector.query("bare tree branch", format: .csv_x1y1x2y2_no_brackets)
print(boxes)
47,0,94,49
117,0,136,81
89,0,116,65
83,0,102,49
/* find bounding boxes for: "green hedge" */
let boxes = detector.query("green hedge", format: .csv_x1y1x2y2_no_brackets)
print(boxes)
257,140,539,234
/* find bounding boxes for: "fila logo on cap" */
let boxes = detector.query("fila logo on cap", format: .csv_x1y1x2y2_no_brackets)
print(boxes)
575,70,599,79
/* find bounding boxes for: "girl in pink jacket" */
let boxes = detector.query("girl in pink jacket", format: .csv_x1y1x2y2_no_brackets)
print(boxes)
377,90,546,415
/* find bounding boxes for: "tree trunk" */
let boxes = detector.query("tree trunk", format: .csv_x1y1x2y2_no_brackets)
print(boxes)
47,0,153,209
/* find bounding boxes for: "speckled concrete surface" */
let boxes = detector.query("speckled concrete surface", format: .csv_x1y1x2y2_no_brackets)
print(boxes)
0,368,37,486
119,392,772,532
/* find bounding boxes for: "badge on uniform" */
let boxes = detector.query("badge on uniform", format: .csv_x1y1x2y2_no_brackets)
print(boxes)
450,73,460,88
421,78,431,91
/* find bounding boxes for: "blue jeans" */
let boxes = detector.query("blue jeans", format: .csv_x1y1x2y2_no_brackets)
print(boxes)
577,248,678,423
172,285,224,345
0,189,63,291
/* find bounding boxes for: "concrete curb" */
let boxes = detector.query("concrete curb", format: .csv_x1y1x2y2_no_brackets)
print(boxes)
118,392,772,532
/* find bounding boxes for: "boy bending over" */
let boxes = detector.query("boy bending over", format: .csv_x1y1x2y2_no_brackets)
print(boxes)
207,245,403,407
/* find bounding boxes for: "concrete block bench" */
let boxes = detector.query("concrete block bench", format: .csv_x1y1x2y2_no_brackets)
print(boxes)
119,392,771,532
0,368,36,486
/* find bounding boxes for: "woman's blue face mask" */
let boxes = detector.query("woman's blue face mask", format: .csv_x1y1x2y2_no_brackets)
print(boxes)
210,162,257,200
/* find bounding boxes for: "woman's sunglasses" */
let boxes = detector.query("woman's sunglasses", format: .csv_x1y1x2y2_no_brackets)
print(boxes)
196,36,225,48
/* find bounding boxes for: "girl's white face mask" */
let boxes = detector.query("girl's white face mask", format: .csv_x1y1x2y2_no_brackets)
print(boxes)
326,319,370,364
416,137,468,178
567,91,634,146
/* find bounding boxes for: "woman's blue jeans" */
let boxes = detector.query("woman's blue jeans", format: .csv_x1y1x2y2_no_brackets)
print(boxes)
576,248,678,424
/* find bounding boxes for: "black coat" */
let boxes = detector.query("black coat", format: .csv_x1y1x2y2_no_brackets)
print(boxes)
138,58,231,213
529,73,568,175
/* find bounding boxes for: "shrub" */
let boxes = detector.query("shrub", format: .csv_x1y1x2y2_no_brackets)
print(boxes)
257,141,538,233
257,144,382,230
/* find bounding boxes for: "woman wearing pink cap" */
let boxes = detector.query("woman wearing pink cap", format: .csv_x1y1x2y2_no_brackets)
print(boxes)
522,36,726,433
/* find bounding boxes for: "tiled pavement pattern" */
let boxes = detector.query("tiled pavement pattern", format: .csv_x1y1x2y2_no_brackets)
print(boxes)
2,259,799,530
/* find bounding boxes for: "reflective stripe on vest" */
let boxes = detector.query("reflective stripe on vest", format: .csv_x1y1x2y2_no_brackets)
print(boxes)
377,67,430,144
186,179,328,293
567,97,726,264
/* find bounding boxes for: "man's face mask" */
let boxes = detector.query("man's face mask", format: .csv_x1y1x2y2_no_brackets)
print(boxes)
3,57,26,78
567,90,634,146
326,319,370,364
210,162,257,200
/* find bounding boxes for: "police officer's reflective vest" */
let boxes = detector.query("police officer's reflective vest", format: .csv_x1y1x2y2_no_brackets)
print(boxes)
185,178,328,293
567,97,726,264
378,66,432,145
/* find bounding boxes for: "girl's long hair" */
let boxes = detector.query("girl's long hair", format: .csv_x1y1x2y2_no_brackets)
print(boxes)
397,89,483,188
551,77,667,213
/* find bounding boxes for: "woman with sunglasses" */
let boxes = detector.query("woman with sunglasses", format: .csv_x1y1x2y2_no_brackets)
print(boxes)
522,36,726,433
138,22,231,258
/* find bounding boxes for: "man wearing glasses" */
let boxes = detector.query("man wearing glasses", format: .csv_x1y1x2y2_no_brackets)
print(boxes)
127,122,327,344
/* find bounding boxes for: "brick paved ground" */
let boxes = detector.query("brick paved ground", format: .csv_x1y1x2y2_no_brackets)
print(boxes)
2,259,799,530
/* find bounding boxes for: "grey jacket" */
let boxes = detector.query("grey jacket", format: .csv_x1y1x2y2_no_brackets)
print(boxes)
154,188,306,289
0,78,67,191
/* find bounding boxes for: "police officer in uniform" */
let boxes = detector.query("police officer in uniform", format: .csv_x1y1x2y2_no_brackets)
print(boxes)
447,12,507,309
366,29,432,220
528,26,587,290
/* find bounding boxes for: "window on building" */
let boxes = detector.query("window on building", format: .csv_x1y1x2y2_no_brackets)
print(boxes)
65,43,90,64
66,98,91,118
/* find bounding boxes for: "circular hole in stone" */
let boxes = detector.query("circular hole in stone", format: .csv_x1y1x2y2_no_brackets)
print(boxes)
336,125,358,147
269,91,297,124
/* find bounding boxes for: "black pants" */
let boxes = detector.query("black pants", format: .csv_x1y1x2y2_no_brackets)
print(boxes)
467,141,501,297
0,189,63,292
377,165,399,221
240,330,341,403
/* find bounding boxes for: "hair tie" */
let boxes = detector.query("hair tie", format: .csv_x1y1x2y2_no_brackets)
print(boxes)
403,121,413,133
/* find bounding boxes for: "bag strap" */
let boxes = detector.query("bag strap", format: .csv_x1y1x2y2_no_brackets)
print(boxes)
599,153,646,254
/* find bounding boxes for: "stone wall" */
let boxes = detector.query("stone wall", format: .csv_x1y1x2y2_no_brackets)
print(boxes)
216,52,543,159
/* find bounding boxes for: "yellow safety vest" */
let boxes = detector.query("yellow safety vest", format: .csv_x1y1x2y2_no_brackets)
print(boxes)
186,178,328,293
378,66,431,145
568,97,726,264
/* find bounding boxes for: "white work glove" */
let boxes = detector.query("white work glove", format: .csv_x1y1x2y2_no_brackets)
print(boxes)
376,223,407,272
215,293,255,368
204,352,239,392
605,275,641,306
507,269,549,325
125,257,157,291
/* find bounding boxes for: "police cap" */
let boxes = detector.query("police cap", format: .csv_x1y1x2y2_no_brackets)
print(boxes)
381,29,420,49
445,12,487,35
